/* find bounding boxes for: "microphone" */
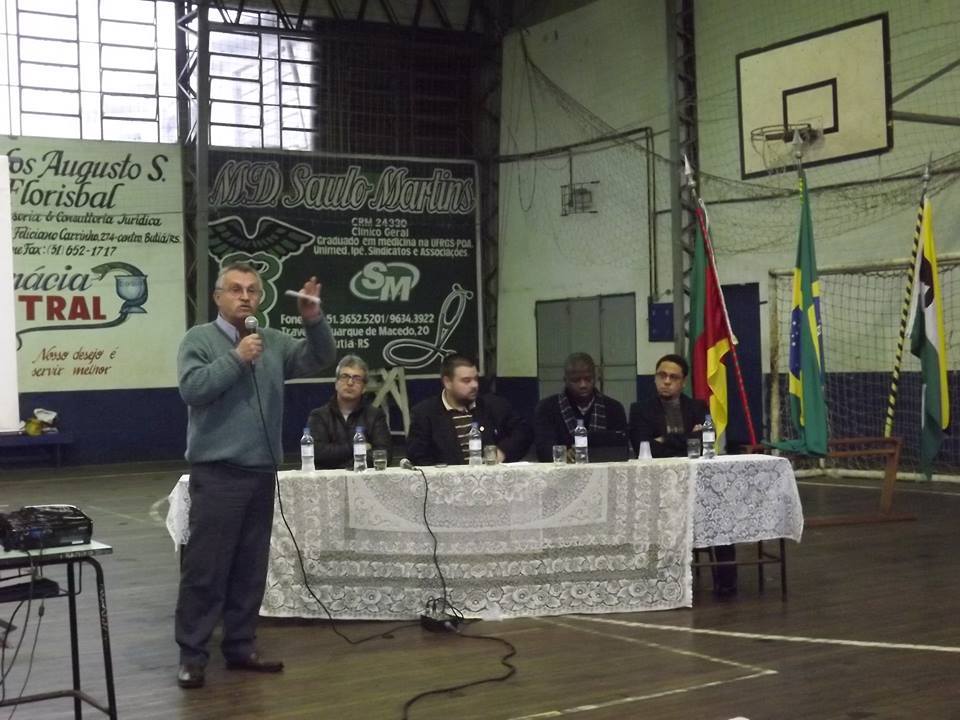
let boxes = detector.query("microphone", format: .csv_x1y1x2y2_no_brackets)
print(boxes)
243,316,259,367
399,458,414,470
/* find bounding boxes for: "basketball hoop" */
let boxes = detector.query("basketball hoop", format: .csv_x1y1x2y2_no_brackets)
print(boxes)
750,122,825,176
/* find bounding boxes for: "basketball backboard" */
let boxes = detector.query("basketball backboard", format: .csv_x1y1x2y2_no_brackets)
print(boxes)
736,14,892,179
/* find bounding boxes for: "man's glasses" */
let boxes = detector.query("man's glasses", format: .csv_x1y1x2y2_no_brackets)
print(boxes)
655,371,684,382
219,285,262,298
338,373,366,384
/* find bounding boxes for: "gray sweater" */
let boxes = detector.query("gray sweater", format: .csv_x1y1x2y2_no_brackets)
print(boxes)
178,318,336,467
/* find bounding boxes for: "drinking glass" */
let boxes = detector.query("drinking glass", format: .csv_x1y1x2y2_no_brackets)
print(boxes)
686,437,701,459
552,445,567,464
483,445,498,465
372,449,388,470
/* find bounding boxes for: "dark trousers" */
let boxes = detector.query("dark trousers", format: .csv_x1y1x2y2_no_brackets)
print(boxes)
713,544,738,591
175,462,275,665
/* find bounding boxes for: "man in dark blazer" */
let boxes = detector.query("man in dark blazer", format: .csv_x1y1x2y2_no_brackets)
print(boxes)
629,353,737,598
406,354,532,466
629,353,706,458
534,352,627,462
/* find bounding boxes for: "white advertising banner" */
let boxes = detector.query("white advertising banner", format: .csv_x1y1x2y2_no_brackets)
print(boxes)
3,137,185,390
0,157,19,430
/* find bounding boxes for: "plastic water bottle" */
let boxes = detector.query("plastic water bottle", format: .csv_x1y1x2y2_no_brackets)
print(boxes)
300,427,315,472
353,426,367,472
573,419,589,464
702,414,716,459
467,422,483,465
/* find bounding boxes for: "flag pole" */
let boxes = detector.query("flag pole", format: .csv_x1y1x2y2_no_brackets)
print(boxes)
683,157,758,445
883,158,931,438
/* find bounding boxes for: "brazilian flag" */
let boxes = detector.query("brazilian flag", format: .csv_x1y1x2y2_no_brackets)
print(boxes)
773,171,828,456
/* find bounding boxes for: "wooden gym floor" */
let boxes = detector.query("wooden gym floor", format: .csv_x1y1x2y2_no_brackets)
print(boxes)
2,462,960,720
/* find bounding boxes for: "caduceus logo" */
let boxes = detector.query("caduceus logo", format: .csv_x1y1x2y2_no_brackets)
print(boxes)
15,261,149,349
207,215,316,325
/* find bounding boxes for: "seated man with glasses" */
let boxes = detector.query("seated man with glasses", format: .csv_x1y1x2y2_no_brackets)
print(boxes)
629,353,706,458
629,353,737,598
307,355,391,469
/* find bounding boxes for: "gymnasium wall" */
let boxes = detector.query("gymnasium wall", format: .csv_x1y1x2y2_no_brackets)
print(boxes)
497,0,672,381
9,0,960,465
495,0,960,426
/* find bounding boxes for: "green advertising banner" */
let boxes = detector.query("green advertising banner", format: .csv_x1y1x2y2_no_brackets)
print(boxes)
208,149,481,377
4,137,185,390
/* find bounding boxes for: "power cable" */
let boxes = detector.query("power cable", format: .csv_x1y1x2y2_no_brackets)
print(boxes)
249,362,419,646
398,464,518,720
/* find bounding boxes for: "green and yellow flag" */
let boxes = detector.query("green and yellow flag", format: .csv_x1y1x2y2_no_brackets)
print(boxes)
774,171,828,456
907,197,950,477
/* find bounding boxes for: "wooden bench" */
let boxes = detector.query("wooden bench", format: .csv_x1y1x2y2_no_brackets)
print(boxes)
0,431,74,468
748,436,913,526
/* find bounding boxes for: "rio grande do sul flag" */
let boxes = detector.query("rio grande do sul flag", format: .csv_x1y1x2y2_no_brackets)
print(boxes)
689,209,731,440
907,196,950,476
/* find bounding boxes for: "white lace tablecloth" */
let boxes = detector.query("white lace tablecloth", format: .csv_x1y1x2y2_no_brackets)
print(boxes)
691,454,803,547
165,455,802,620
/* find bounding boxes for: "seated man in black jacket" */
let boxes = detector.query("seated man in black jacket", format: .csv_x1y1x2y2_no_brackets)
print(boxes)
533,352,627,462
406,354,532,466
307,355,391,469
629,353,737,598
629,353,706,458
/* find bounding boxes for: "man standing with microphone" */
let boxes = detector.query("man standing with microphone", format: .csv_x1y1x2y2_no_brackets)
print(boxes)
174,261,335,689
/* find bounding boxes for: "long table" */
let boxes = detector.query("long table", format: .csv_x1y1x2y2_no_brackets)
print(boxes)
166,455,802,620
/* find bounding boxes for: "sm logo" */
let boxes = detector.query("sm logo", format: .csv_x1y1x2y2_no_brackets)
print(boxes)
349,261,420,302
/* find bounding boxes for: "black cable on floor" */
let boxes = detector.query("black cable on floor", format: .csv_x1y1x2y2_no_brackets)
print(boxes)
249,356,521,716
250,366,419,645
398,465,518,720
0,553,37,704
400,628,517,720
5,599,43,720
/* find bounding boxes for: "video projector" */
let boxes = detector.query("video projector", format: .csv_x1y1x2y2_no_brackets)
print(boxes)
0,505,93,552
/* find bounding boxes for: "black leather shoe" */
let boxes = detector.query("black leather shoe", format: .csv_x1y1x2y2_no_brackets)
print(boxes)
225,652,284,673
714,585,738,600
177,663,205,689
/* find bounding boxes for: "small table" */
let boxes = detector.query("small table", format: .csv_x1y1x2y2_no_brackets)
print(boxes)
689,454,804,597
0,431,74,468
0,541,117,719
